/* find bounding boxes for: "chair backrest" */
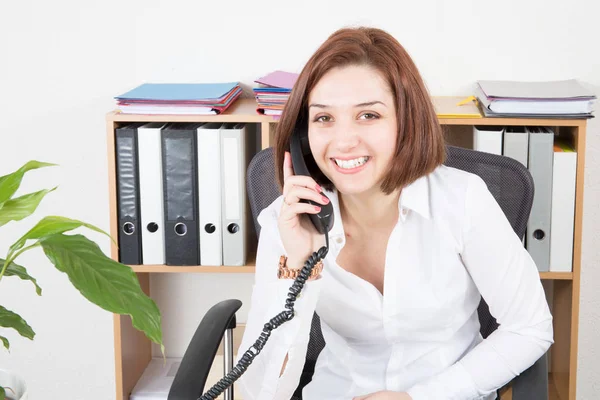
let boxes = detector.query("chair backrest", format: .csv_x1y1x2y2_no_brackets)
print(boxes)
246,145,535,399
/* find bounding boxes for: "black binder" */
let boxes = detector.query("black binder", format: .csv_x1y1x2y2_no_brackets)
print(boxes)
161,123,201,266
115,122,145,265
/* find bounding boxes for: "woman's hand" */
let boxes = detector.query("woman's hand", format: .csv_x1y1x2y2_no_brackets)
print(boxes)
353,391,412,400
278,151,329,270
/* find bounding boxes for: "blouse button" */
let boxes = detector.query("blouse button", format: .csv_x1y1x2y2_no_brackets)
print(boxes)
336,236,343,244
402,208,408,216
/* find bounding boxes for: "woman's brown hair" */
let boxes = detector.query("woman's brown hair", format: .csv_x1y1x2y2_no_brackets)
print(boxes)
274,26,446,195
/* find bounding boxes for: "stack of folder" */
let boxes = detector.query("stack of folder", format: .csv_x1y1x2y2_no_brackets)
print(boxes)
115,82,242,115
253,70,298,118
474,79,596,119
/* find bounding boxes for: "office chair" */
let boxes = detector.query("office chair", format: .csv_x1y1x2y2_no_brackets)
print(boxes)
169,145,549,400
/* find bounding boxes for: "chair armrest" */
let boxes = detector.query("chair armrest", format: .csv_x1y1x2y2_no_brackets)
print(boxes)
168,299,243,400
499,352,549,400
511,352,549,400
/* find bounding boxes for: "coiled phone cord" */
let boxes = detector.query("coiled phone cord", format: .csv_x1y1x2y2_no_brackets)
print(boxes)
198,227,330,400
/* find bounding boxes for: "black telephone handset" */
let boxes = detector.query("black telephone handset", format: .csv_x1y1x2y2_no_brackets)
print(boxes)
199,123,332,400
289,127,335,234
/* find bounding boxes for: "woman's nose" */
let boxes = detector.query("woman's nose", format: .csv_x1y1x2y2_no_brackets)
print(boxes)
332,121,360,152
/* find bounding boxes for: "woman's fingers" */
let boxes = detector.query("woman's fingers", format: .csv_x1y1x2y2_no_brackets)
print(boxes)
280,185,328,223
283,176,322,203
283,151,322,194
284,186,328,207
281,150,325,223
280,201,322,223
282,151,294,182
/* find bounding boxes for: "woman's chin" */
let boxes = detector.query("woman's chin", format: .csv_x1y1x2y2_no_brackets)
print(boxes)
322,162,381,195
330,178,377,196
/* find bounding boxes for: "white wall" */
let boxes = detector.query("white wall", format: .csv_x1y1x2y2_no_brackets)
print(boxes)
0,0,598,398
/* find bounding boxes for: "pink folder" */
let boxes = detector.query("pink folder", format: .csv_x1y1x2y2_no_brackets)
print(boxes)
254,70,299,89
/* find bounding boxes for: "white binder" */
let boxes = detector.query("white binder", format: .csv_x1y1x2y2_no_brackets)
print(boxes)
526,126,554,272
473,125,504,155
550,138,577,272
503,126,529,244
220,123,247,266
502,126,529,167
197,122,223,266
137,122,167,265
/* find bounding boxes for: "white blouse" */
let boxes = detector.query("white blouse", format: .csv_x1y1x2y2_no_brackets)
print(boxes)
235,164,554,400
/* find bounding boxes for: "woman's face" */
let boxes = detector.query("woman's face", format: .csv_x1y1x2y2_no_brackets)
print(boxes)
307,64,398,196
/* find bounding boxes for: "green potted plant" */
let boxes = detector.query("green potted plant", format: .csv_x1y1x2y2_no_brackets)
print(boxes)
0,161,163,400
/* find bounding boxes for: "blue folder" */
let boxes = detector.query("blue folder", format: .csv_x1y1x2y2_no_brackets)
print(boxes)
115,82,240,101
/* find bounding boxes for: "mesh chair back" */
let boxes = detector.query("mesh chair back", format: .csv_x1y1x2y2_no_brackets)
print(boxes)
444,145,534,338
246,145,535,399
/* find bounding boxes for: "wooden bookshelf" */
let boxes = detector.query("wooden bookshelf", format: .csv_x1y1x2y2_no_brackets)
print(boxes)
539,271,573,280
106,96,586,400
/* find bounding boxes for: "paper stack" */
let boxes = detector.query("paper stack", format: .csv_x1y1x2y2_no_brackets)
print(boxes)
115,82,242,115
475,79,596,119
130,355,244,399
253,70,298,119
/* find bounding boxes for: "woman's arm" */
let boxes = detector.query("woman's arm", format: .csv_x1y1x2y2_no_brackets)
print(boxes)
406,174,554,400
235,196,323,400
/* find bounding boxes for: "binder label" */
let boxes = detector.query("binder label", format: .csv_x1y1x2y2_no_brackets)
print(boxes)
223,137,240,220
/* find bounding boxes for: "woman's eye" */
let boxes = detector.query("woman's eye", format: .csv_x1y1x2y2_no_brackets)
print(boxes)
360,112,379,120
314,115,331,123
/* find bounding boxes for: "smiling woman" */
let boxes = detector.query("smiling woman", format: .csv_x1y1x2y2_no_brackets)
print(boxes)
274,27,445,197
234,26,553,400
306,65,399,196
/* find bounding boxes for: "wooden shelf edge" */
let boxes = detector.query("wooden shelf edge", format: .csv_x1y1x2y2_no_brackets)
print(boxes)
125,267,571,277
540,271,573,280
105,97,586,127
106,112,272,124
107,113,585,127
548,372,560,400
126,247,257,274
129,265,256,273
552,370,571,400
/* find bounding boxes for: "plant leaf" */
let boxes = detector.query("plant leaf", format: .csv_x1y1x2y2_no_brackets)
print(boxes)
0,306,35,340
9,215,115,256
0,160,57,205
0,335,9,350
0,187,57,228
40,233,162,348
0,386,12,400
0,258,42,295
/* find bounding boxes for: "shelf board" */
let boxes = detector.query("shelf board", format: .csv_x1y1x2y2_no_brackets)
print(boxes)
540,271,573,280
126,261,572,277
106,96,586,127
128,248,257,273
128,269,570,277
130,264,255,273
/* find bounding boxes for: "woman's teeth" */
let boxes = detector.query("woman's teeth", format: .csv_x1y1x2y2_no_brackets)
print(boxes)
334,156,369,169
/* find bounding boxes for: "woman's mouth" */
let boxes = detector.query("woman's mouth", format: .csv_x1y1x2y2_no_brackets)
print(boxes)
331,156,370,174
